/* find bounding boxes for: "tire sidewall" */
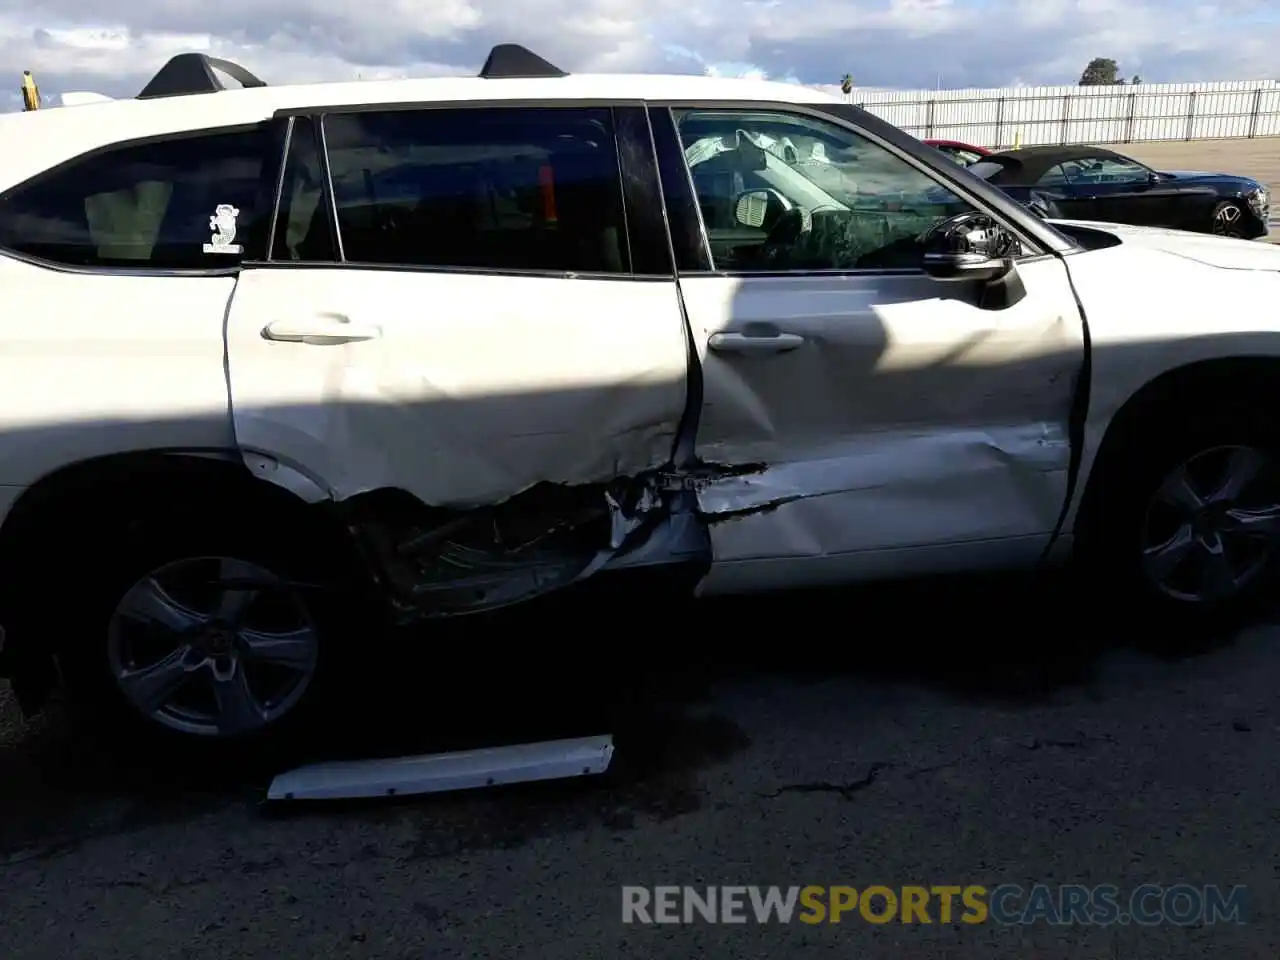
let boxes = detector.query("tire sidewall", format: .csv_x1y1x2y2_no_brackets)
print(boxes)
59,504,359,758
1210,199,1244,237
1080,405,1280,642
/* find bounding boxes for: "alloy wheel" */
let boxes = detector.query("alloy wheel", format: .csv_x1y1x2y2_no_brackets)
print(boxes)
1211,203,1245,237
106,555,319,737
1140,445,1280,603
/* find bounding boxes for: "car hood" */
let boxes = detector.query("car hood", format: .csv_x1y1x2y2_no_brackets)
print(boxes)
1160,169,1258,187
1048,218,1280,271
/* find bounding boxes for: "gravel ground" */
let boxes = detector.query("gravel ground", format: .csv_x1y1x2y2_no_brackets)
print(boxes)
2,570,1277,960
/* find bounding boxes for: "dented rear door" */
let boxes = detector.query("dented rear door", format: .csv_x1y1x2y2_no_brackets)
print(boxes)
226,106,689,510
651,104,1085,589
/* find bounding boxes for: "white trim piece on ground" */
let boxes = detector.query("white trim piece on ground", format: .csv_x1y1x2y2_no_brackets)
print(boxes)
266,734,616,802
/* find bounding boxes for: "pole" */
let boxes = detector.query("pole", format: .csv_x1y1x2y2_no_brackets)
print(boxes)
20,70,40,111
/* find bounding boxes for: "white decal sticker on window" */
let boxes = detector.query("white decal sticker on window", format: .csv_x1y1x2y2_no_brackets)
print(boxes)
203,203,244,254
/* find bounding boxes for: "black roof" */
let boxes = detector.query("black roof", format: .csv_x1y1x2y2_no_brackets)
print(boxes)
981,144,1134,183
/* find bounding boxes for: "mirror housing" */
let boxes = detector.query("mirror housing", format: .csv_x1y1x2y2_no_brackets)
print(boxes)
921,212,1018,282
921,212,1026,308
923,249,1010,282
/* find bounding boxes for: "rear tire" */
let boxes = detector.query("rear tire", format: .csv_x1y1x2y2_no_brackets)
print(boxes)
58,505,365,759
1078,404,1280,647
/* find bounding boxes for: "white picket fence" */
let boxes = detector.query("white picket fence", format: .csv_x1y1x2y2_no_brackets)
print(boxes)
846,80,1280,149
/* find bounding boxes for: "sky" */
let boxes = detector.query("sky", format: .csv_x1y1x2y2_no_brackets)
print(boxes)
1,0,1278,110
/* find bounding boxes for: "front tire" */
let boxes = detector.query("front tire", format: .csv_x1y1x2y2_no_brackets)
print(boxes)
1078,406,1280,641
1209,200,1246,238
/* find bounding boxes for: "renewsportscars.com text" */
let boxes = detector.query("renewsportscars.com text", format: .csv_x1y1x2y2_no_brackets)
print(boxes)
621,884,1246,926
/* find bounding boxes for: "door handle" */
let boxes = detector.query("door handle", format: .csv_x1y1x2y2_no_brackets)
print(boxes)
707,331,804,355
262,315,381,345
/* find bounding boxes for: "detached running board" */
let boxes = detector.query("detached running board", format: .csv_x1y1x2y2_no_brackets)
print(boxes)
267,734,615,801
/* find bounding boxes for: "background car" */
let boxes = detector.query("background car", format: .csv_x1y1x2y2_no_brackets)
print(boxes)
967,145,1270,238
924,139,991,166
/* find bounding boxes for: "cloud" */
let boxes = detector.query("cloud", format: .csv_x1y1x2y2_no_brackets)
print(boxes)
0,0,1276,110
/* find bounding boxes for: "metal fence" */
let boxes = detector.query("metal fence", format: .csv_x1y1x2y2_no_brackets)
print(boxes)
848,80,1280,149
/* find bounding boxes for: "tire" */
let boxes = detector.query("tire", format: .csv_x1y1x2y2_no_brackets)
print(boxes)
1209,200,1246,238
1078,403,1280,646
57,503,364,759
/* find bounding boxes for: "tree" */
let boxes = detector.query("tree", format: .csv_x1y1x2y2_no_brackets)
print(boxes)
1130,74,1142,85
1078,57,1120,85
840,73,853,95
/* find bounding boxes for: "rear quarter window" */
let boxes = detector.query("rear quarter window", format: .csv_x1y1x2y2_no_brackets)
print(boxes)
0,126,269,270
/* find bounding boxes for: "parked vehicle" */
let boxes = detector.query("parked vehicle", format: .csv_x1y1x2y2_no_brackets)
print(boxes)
968,145,1270,239
3,46,1280,750
924,138,991,166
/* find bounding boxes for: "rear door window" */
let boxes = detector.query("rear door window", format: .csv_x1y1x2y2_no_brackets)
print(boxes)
319,107,631,274
0,127,269,269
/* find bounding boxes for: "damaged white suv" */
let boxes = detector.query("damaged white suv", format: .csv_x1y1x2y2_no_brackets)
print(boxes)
3,45,1280,747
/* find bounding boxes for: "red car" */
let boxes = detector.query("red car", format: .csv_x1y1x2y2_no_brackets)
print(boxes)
924,139,991,166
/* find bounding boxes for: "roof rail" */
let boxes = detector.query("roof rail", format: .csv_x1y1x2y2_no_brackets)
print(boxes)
478,44,567,80
137,53,266,100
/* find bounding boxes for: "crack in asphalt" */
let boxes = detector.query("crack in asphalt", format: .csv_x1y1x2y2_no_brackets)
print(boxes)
761,761,892,801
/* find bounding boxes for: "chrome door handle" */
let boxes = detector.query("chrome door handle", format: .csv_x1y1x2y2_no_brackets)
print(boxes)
707,331,805,354
262,315,381,345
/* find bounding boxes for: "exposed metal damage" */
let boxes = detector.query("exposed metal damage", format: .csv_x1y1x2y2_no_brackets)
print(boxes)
340,474,678,619
327,421,1071,617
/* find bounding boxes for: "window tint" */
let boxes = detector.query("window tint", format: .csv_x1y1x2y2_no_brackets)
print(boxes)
675,109,974,272
936,145,984,167
0,128,267,269
1071,156,1150,184
271,117,336,261
322,108,630,274
967,160,1007,181
1037,163,1071,186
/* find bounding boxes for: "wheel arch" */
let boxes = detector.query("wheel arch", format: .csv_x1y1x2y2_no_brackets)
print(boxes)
1076,355,1280,530
0,449,366,710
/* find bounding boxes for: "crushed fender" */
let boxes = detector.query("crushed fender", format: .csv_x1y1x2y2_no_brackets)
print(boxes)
266,734,615,802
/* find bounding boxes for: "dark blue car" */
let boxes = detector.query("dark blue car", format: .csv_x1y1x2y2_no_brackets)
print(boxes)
968,145,1270,239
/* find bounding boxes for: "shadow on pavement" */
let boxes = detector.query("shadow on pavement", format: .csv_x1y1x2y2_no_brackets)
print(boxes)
0,565,1264,862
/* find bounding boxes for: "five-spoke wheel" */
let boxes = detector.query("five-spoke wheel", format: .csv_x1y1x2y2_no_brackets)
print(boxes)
106,556,319,738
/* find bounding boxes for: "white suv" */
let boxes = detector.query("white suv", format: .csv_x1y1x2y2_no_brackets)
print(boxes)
3,45,1280,747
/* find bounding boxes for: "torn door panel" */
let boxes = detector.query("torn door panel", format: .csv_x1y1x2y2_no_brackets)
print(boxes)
342,473,681,618
225,270,691,508
697,424,1071,562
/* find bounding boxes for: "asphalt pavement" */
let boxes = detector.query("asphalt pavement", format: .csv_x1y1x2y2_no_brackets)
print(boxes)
1,572,1277,959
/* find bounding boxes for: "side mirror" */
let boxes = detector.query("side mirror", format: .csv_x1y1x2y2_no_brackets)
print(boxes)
1023,192,1059,220
921,212,1017,282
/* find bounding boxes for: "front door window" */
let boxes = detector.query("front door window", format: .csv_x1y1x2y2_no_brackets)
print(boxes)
673,109,975,272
